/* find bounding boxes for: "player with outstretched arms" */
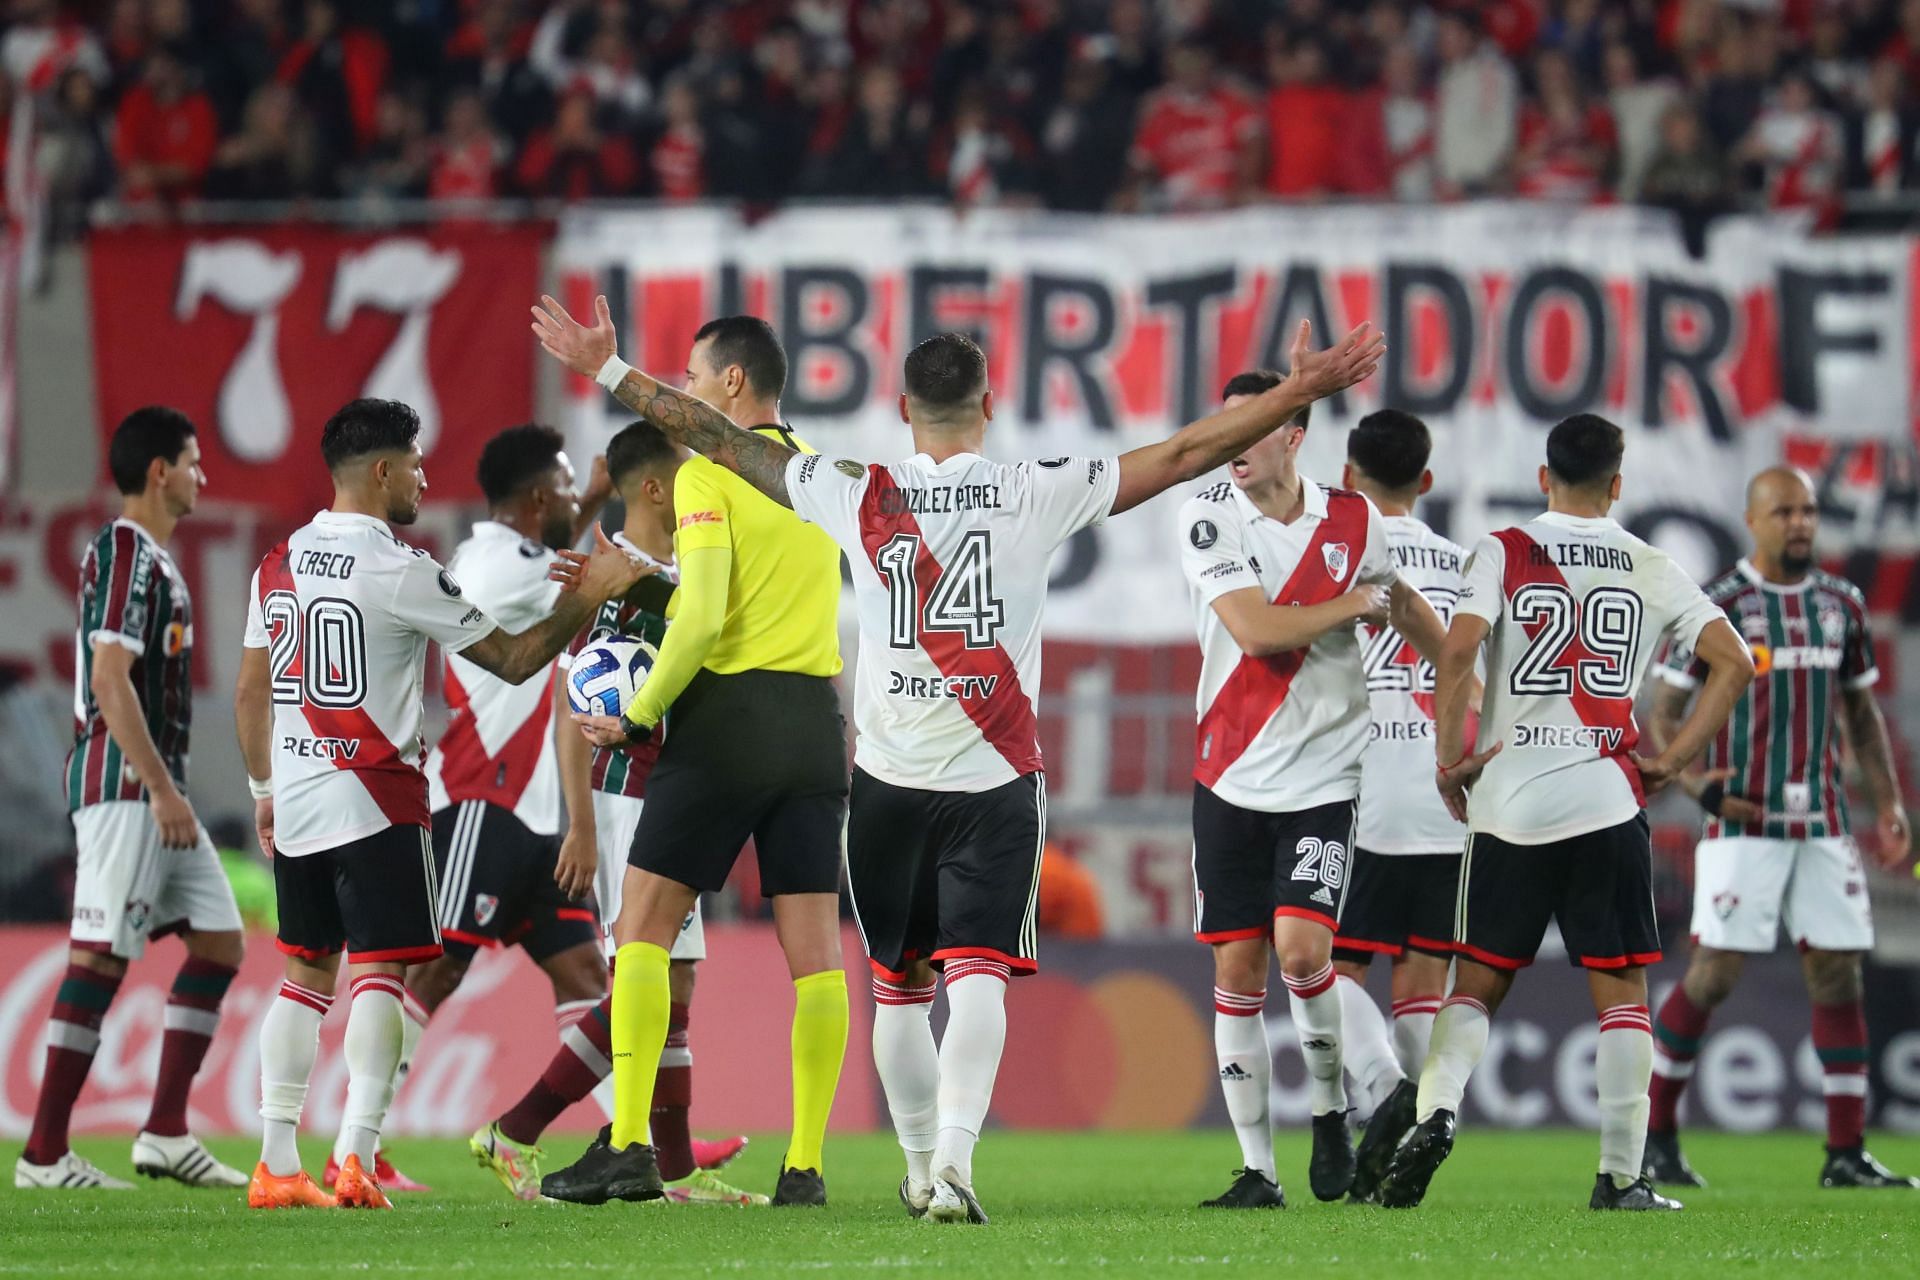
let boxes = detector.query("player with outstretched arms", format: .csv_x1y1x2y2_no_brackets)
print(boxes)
1642,466,1916,1191
233,399,640,1209
533,291,1382,1222
1377,413,1754,1212
1329,409,1470,1204
1181,386,1449,1210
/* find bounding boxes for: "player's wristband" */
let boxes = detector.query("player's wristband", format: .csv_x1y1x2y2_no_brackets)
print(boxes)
594,354,635,391
1697,780,1725,817
247,775,273,800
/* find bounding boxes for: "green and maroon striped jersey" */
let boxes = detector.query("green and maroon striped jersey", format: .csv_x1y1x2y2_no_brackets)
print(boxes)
1656,560,1877,840
64,520,194,811
567,551,670,800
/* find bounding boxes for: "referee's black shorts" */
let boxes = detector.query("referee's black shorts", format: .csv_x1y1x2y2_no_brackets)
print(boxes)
631,668,848,896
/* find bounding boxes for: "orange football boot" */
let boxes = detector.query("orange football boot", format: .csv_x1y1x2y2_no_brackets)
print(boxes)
331,1154,394,1209
248,1163,336,1208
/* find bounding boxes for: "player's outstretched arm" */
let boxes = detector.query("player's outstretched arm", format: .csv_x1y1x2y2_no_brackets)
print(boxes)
1839,684,1911,868
551,674,598,899
1211,583,1388,658
466,528,647,685
1108,320,1384,516
234,645,275,857
531,294,799,507
572,545,729,747
1631,618,1754,797
1434,613,1500,823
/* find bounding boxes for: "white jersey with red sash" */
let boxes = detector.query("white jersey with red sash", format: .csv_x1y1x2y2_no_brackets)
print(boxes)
243,511,498,856
1180,476,1397,814
784,449,1119,794
1454,511,1723,845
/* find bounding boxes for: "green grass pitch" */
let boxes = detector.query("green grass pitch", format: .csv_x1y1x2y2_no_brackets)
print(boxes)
4,1130,1916,1277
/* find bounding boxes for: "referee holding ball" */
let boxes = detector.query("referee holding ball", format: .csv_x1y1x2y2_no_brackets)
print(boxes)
540,314,849,1208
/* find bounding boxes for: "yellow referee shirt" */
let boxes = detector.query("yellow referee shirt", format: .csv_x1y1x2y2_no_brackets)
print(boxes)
671,426,843,678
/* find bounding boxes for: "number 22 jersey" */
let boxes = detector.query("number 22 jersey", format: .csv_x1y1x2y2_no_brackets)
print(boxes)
245,511,499,856
785,451,1118,793
1454,511,1723,845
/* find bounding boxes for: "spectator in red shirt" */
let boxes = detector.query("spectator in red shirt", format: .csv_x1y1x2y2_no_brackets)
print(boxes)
429,88,503,201
514,89,638,200
1513,49,1618,203
276,0,388,160
1263,34,1342,199
113,45,218,202
648,77,707,202
1123,39,1259,211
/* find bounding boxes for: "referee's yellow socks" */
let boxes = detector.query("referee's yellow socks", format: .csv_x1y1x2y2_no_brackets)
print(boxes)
610,941,671,1150
787,969,848,1172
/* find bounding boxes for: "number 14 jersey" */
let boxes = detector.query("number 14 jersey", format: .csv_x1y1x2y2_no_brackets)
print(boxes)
786,450,1118,793
1454,511,1723,845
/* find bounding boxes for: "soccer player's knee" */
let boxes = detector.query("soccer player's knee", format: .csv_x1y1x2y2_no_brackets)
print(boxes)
411,956,469,1009
70,948,128,980
1211,942,1266,993
1276,946,1326,982
1802,950,1862,1005
186,929,245,969
1686,949,1743,1006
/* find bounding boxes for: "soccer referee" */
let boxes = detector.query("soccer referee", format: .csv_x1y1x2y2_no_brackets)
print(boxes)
542,317,849,1208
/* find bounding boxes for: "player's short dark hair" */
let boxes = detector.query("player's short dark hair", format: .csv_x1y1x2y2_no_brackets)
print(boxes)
903,332,988,410
1346,409,1431,490
108,406,196,495
692,315,787,400
321,398,420,472
1545,413,1625,488
606,420,677,486
476,422,566,505
1220,370,1308,429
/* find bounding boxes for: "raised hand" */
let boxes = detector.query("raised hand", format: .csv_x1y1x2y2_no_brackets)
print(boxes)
1436,741,1504,824
551,527,658,599
1286,319,1387,400
531,293,619,379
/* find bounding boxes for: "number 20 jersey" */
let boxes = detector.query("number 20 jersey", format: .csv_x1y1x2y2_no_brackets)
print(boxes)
786,450,1119,794
245,512,499,857
1454,511,1723,845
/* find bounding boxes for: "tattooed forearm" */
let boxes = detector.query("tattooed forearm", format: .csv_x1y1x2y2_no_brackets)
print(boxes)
613,373,796,508
1842,687,1899,809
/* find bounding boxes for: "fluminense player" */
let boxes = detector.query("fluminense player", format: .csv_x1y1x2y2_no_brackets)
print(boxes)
16,408,248,1193
325,423,613,1194
234,398,639,1209
1643,466,1916,1191
1378,413,1753,1212
1181,381,1447,1210
472,421,760,1207
533,291,1382,1223
1330,410,1468,1204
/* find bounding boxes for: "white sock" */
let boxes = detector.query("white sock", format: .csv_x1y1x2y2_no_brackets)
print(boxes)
933,961,1010,1189
1596,1004,1654,1185
1336,974,1403,1114
1391,996,1442,1080
334,987,430,1166
337,974,406,1170
1283,962,1347,1115
1213,987,1274,1179
872,975,940,1187
1416,995,1491,1122
259,979,332,1177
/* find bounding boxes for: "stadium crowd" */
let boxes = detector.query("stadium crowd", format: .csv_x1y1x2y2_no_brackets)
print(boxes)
3,0,1920,228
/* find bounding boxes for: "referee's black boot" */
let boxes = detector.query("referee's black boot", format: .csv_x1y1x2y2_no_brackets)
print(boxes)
1590,1172,1683,1211
1308,1109,1357,1201
1350,1079,1418,1203
1820,1146,1920,1188
773,1164,827,1206
1378,1108,1454,1208
1641,1130,1706,1187
1199,1167,1286,1209
541,1129,663,1205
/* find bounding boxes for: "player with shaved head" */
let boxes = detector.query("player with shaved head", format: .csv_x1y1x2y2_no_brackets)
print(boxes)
1643,466,1916,1192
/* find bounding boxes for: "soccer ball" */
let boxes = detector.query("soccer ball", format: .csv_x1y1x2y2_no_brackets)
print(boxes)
566,635,658,717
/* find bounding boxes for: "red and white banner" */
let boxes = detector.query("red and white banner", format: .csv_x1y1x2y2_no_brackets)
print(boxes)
556,205,1919,643
89,225,544,518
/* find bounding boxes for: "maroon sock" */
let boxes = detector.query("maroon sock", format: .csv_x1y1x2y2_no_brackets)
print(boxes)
653,1002,693,1181
1812,1000,1868,1150
1648,984,1712,1134
143,957,238,1138
24,965,123,1165
498,992,613,1146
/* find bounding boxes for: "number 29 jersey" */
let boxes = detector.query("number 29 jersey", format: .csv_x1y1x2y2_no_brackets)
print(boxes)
1454,511,1723,845
786,450,1119,794
245,511,499,857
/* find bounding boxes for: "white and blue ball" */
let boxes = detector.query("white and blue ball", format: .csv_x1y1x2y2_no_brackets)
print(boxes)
566,635,658,717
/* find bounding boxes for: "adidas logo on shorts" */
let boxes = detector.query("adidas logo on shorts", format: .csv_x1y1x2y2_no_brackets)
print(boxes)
1311,887,1334,906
